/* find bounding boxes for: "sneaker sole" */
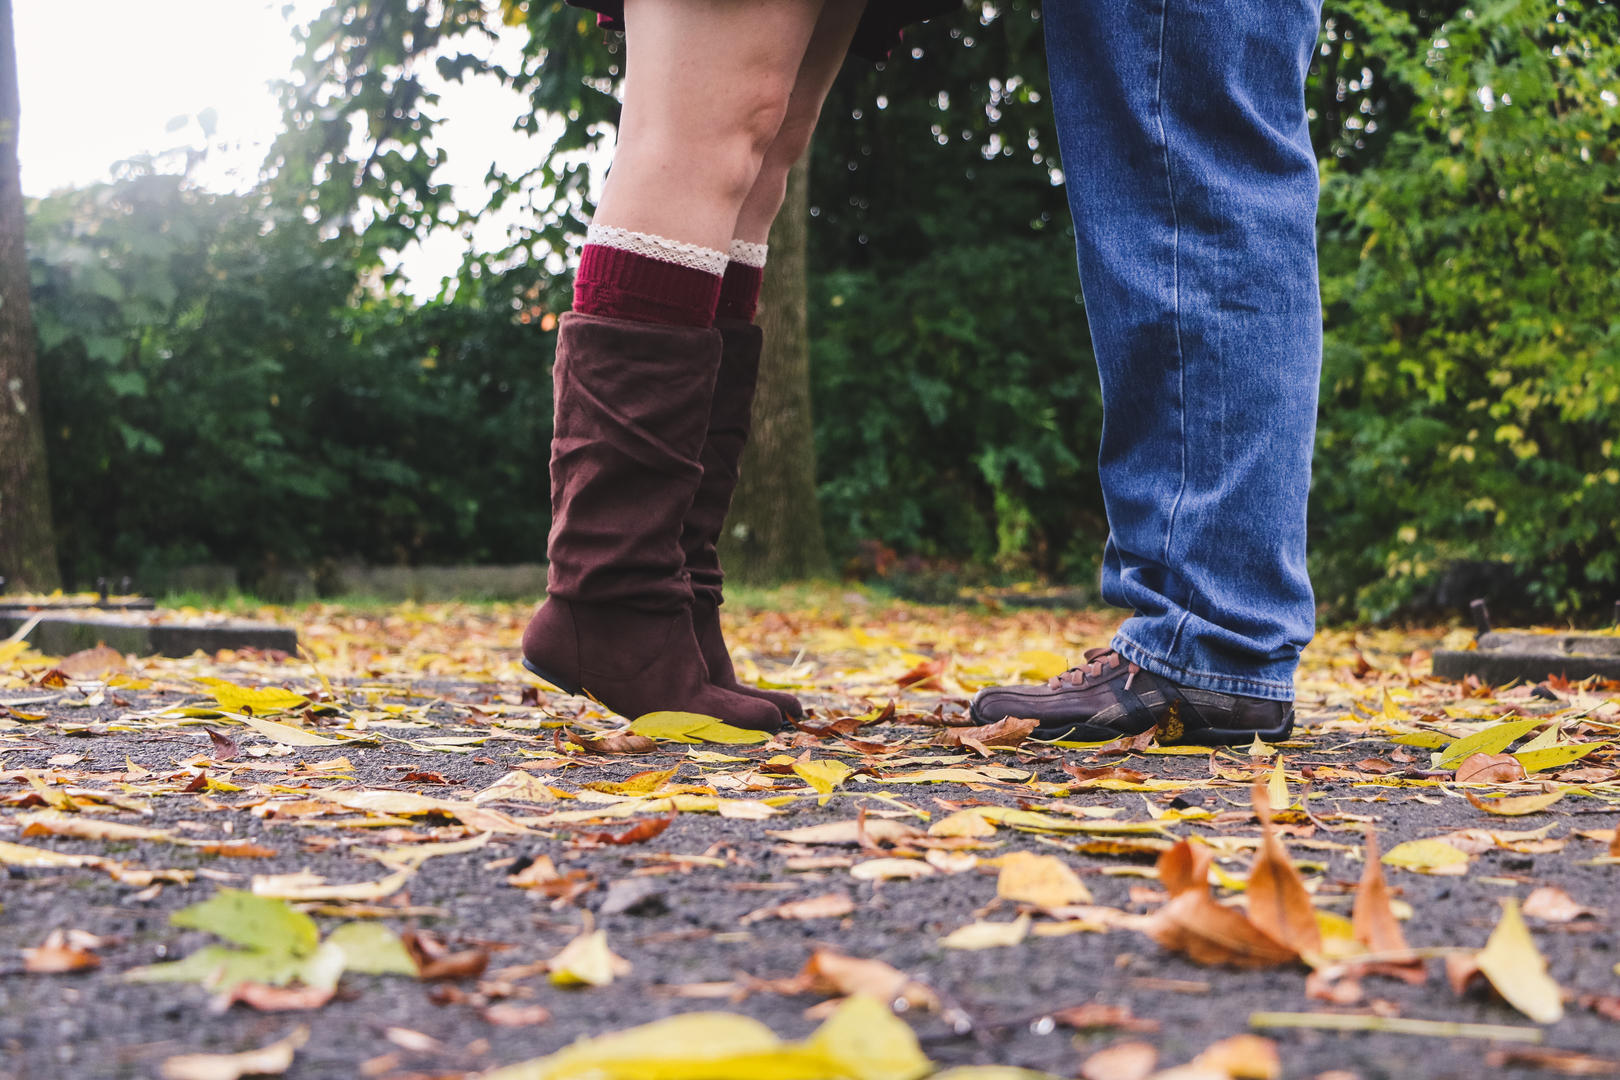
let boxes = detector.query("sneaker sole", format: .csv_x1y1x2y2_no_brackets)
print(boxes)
971,703,1295,747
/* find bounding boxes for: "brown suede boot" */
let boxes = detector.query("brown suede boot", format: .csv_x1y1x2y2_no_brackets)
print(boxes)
680,320,805,720
522,313,782,732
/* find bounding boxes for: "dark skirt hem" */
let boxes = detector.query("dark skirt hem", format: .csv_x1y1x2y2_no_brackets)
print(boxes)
565,0,957,62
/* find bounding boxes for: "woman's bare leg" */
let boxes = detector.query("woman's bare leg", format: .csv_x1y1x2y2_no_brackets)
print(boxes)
731,0,868,244
594,0,827,252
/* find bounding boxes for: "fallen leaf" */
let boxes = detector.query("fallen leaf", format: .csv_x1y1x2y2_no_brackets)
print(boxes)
1351,829,1410,955
574,731,658,754
482,994,930,1080
940,915,1031,950
58,644,127,678
1464,790,1565,816
741,892,856,925
1455,752,1528,784
21,930,101,974
1145,890,1299,969
215,983,335,1012
1521,886,1600,924
1245,781,1322,957
939,716,1036,749
770,819,926,847
159,1027,308,1080
1157,840,1212,898
1188,1034,1282,1079
1382,838,1471,876
1079,1041,1157,1080
996,851,1091,909
1475,898,1564,1024
799,948,940,1011
851,858,934,882
628,711,769,745
1438,718,1543,768
483,1003,553,1027
794,758,855,795
548,929,631,988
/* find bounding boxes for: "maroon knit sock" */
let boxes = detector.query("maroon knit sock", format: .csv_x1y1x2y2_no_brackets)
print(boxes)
573,226,725,328
715,240,767,324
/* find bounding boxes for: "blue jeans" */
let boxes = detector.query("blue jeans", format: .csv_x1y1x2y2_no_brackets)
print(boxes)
1044,0,1323,701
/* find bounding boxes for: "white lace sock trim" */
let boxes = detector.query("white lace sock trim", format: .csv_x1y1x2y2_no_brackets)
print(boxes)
585,224,728,276
728,239,768,269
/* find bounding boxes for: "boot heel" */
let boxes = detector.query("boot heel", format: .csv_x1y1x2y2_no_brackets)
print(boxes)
521,657,583,698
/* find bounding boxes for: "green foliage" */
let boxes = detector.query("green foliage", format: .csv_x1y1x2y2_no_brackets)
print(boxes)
812,234,1101,575
29,165,557,586
1313,0,1620,617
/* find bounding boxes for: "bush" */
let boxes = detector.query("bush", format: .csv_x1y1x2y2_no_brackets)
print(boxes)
1313,0,1620,618
812,231,1104,577
29,170,558,587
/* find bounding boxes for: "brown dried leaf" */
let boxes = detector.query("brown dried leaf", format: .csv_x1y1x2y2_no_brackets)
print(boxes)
482,1003,552,1027
1455,752,1527,784
1145,890,1299,969
938,716,1037,749
21,931,101,974
58,644,126,679
575,813,676,847
799,948,939,1010
204,727,241,762
740,892,855,925
574,732,658,754
1521,886,1600,924
216,983,335,1012
1351,829,1408,954
1246,781,1322,957
1079,1041,1158,1080
1157,840,1212,899
1050,1003,1160,1033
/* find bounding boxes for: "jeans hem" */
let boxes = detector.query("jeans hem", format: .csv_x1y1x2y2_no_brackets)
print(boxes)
1112,632,1296,702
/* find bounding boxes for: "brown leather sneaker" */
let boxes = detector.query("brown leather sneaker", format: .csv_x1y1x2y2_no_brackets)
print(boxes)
968,648,1294,745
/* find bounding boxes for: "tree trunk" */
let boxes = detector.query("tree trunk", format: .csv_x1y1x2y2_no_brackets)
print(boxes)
0,0,59,592
718,155,830,584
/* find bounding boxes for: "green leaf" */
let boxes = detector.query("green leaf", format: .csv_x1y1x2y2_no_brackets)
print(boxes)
170,890,319,956
325,922,417,976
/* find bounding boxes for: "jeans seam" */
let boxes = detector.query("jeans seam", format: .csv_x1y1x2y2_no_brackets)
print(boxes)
1114,631,1294,692
1153,0,1189,598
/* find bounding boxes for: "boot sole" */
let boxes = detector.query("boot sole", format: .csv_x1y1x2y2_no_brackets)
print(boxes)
521,657,584,698
971,703,1295,747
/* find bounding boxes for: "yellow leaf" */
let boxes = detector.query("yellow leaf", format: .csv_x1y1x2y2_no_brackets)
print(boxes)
585,767,679,796
249,869,412,902
548,930,630,988
940,915,1031,950
476,771,558,804
802,994,932,1080
228,712,340,747
629,711,770,745
1465,790,1565,817
1016,650,1070,681
928,810,998,838
1267,758,1290,811
1476,898,1564,1024
199,680,310,714
995,852,1091,909
1383,838,1471,876
484,995,929,1080
1436,718,1542,768
851,858,934,882
1514,742,1607,773
793,759,854,796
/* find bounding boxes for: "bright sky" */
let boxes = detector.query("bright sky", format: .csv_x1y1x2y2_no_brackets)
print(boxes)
14,0,563,297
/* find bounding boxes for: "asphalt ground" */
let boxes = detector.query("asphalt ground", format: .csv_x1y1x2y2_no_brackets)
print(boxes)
1,607,1618,1080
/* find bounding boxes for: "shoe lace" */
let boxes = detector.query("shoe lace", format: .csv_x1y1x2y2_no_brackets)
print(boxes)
1049,647,1141,690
